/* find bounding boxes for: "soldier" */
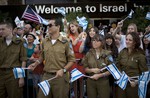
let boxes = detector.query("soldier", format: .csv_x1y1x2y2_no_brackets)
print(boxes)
0,21,27,98
116,32,148,98
28,18,75,98
82,34,111,98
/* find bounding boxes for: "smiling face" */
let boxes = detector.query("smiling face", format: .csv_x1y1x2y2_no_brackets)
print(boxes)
69,24,78,34
126,34,135,49
92,39,102,49
89,28,96,38
106,38,113,46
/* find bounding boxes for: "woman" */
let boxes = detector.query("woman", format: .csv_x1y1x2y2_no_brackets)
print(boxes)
68,20,85,98
81,26,99,54
116,32,148,98
105,34,118,98
82,34,111,98
105,34,118,62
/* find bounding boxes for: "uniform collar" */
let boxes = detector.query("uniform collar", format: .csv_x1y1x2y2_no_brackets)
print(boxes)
1,36,22,44
45,34,67,43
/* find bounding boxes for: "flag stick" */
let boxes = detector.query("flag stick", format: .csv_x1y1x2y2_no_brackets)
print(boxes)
122,16,128,22
100,67,106,72
22,68,30,70
47,76,57,81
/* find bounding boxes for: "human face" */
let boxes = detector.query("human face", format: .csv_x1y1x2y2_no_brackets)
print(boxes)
106,38,113,46
115,37,121,45
69,24,78,34
17,28,24,36
0,24,12,37
89,28,96,38
47,20,59,35
126,34,135,49
24,24,31,34
127,25,136,33
27,35,34,43
92,39,102,49
143,37,150,45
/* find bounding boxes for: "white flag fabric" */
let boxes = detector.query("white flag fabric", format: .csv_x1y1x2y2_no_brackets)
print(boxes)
14,17,24,28
13,68,25,79
144,33,150,41
76,16,88,31
38,80,50,96
99,29,105,36
115,71,128,90
57,7,66,16
146,12,150,20
107,55,114,62
128,9,134,18
106,63,122,80
139,71,150,82
138,81,148,98
70,68,84,82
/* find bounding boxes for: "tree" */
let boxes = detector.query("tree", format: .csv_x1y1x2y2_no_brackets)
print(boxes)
122,6,150,33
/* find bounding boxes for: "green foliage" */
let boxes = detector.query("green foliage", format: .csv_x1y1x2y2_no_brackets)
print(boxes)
122,7,150,33
66,12,89,22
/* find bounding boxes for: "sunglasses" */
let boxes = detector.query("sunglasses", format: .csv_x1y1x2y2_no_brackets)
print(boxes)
48,24,55,28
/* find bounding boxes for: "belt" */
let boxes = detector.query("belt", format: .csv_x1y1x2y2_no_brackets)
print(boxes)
45,72,56,75
0,68,13,71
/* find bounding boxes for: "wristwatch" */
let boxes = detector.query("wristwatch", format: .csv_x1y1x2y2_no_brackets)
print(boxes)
63,68,67,73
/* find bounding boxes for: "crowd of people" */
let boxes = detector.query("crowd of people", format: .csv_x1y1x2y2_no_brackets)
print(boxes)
0,16,150,98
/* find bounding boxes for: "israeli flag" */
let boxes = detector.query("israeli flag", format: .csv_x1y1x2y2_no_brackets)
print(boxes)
57,7,66,16
138,81,148,98
139,71,150,82
99,29,105,36
106,63,122,80
115,71,128,90
128,9,134,18
76,16,88,31
107,55,114,62
146,12,150,20
38,80,50,96
70,68,84,82
14,16,24,28
13,68,25,79
144,33,150,41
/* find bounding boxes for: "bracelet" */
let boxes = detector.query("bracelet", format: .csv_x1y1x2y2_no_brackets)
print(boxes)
36,60,40,64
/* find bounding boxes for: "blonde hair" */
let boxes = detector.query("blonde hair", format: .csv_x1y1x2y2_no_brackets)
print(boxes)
127,23,138,33
67,20,82,35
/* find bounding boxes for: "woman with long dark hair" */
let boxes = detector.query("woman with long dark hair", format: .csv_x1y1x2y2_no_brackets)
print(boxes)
116,32,148,98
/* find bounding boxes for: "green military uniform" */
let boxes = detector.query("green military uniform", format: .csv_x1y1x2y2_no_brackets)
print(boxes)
38,35,75,98
82,48,111,98
116,48,148,98
0,36,27,98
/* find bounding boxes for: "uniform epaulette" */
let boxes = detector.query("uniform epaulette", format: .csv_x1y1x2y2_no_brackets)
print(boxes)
61,37,69,44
